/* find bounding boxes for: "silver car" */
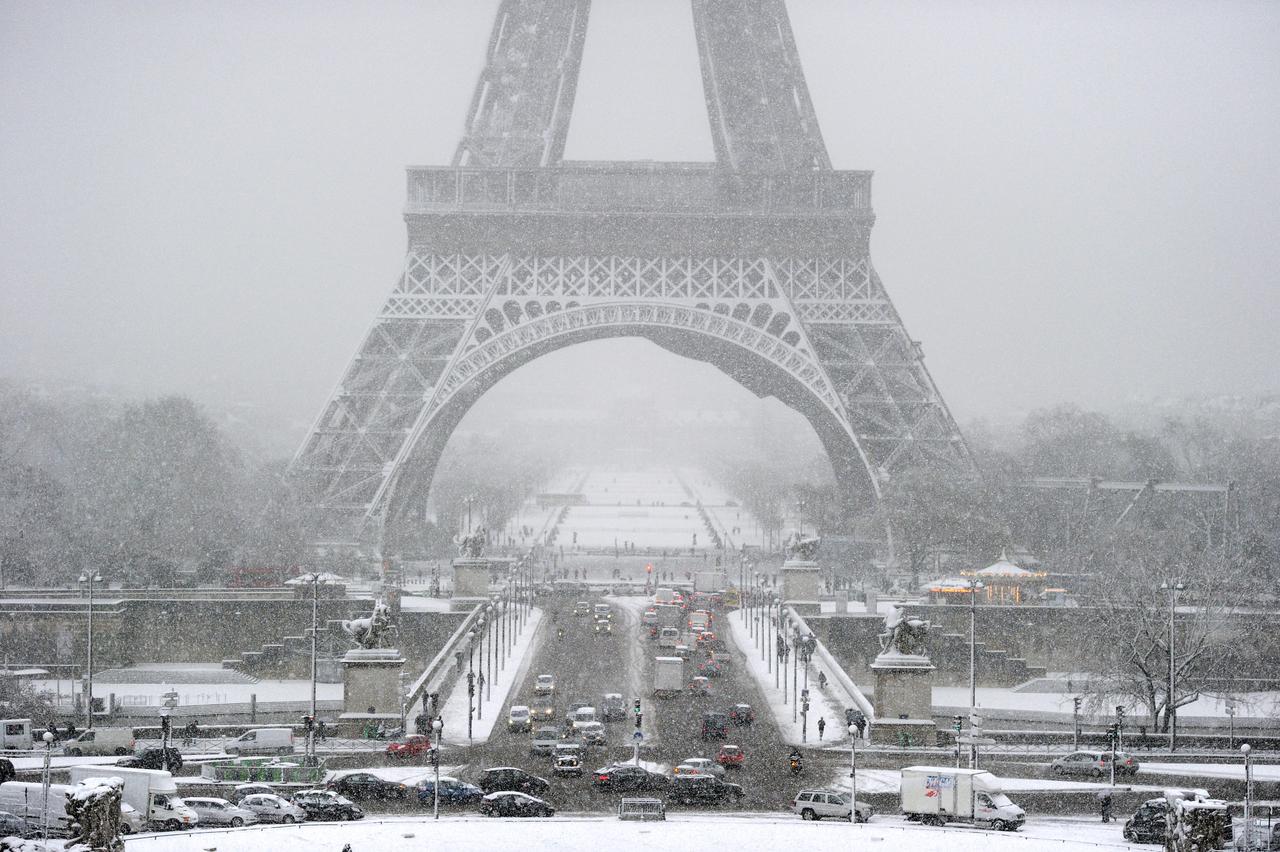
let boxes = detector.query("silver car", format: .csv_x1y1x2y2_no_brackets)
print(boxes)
237,793,306,824
184,797,260,827
233,783,277,802
119,803,146,835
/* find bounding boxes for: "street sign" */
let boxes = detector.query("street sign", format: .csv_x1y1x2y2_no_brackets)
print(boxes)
956,735,996,745
633,730,644,741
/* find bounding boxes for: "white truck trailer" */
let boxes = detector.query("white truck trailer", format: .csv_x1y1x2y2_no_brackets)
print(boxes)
655,604,683,629
654,657,684,698
899,766,1024,831
67,764,197,831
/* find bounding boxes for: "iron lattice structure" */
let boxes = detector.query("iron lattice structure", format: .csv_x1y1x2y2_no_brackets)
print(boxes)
290,0,971,552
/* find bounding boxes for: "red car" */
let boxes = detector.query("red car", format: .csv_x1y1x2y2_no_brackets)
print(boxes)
697,657,724,678
386,734,432,758
716,744,744,768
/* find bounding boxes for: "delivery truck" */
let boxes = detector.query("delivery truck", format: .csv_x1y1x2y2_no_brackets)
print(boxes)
899,766,1024,831
654,657,684,698
67,764,198,831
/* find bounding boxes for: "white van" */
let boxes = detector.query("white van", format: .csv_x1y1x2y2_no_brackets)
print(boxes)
0,781,75,836
658,627,680,648
63,727,135,757
1,719,33,750
224,728,294,756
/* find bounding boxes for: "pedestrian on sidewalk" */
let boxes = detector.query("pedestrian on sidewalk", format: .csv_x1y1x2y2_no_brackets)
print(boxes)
818,671,827,690
1098,791,1113,823
817,717,826,740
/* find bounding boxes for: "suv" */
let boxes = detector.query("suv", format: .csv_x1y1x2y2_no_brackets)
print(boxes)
117,747,183,772
700,712,730,740
668,774,744,806
1051,750,1138,777
477,767,550,796
729,704,755,726
792,789,873,823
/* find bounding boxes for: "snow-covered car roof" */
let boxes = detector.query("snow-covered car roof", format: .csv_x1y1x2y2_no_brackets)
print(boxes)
483,790,541,801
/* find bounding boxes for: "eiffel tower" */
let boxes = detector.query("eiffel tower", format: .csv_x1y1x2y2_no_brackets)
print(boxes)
290,0,970,554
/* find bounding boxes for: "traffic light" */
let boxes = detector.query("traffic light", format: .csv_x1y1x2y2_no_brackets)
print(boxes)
645,564,653,575
160,715,171,736
1115,705,1125,725
634,698,643,728
467,671,475,697
302,714,314,733
1106,724,1118,746
1073,696,1082,713
952,714,963,733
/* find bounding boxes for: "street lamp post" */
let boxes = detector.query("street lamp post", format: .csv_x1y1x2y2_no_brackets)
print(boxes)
1242,743,1253,849
968,579,985,769
847,723,859,824
300,571,328,762
432,719,443,819
467,630,476,742
40,730,54,843
476,617,486,720
77,571,102,729
486,603,495,701
1227,701,1236,749
1161,580,1185,752
463,495,476,533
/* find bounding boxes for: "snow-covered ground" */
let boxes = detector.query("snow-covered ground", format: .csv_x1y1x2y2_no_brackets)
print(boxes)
932,685,1280,723
437,607,543,745
27,671,343,709
116,812,1155,851
725,606,846,746
1137,761,1280,783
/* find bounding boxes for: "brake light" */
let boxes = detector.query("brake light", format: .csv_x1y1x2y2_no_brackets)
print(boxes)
598,775,609,782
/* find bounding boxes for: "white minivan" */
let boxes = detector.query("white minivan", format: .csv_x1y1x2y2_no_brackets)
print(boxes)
224,728,294,756
63,727,135,756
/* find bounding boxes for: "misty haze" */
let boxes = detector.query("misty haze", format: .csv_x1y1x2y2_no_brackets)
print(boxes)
1,2,1277,851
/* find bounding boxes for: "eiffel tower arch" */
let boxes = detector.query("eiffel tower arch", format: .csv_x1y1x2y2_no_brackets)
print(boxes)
289,0,971,554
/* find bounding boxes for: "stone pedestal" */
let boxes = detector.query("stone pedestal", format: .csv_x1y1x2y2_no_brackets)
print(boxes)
781,559,821,615
339,648,405,734
869,652,937,746
452,557,490,598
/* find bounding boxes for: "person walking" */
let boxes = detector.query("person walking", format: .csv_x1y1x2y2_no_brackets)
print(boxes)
818,671,827,690
817,717,826,740
1098,791,1113,823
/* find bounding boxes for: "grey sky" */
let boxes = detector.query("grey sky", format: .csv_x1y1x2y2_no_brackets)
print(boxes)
2,0,1278,444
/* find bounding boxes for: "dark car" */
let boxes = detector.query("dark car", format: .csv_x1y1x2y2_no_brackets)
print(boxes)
291,789,364,821
417,776,484,806
478,767,550,796
328,772,411,800
729,704,755,727
0,758,15,785
592,764,668,793
668,774,745,806
478,791,555,818
700,712,730,741
0,810,27,839
117,747,183,772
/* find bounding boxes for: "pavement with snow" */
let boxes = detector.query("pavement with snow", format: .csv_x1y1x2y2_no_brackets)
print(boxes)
437,607,543,745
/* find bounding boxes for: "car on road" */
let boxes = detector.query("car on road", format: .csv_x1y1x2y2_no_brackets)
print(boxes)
668,774,744,806
716,745,744,768
232,783,276,802
478,767,550,796
792,789,873,822
416,777,483,807
530,726,561,756
593,764,668,793
675,757,726,779
479,791,556,818
328,772,411,800
593,603,612,620
508,705,533,733
576,721,607,746
116,747,183,772
700,712,730,740
565,704,597,725
1051,750,1138,777
642,608,659,627
601,693,626,722
553,742,584,763
687,676,711,697
573,601,592,617
554,754,584,777
118,802,146,835
534,674,556,696
674,643,692,660
237,793,307,824
531,697,556,722
291,789,365,821
697,658,724,678
729,704,755,726
593,617,613,635
385,734,433,758
184,797,259,828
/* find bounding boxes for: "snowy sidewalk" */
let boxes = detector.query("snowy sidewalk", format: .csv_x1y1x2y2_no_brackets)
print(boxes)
726,609,845,746
438,607,543,745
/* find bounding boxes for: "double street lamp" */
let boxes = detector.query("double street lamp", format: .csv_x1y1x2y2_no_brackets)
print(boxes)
1161,579,1186,751
466,629,476,742
298,571,332,763
77,571,103,729
968,578,986,768
847,723,859,824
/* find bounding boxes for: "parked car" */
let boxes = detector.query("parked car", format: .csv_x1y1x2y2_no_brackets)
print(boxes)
792,789,873,822
238,793,307,824
729,704,755,726
416,777,483,807
0,810,27,839
479,791,555,818
328,772,411,800
117,747,183,772
554,754,583,777
291,789,364,821
386,734,433,758
508,705,533,733
531,727,561,756
184,797,259,827
118,802,146,835
1051,750,1138,777
593,764,668,793
601,693,626,722
675,757,725,779
716,744,744,768
478,767,550,796
700,712,730,740
668,774,744,805
0,759,14,785
534,675,556,696
232,783,276,802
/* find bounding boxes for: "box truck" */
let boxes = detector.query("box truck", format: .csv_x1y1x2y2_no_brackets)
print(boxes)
900,766,1024,831
67,764,198,831
654,657,684,698
655,604,683,629
694,572,727,593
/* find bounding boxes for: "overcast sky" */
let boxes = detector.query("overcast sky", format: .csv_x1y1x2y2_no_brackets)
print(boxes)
3,0,1278,442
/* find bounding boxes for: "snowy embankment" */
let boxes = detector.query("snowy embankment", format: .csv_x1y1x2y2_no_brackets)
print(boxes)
724,608,844,746
831,767,1165,796
118,812,1154,851
437,607,543,745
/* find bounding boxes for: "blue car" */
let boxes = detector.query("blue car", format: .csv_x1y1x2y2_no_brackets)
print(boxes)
417,777,484,806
